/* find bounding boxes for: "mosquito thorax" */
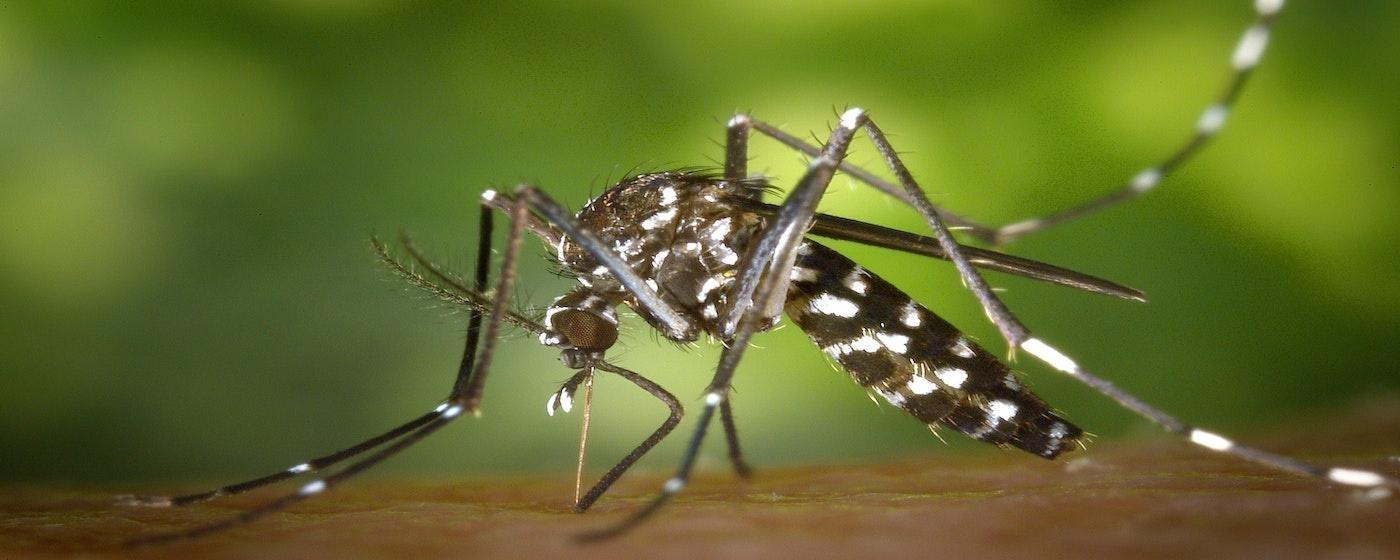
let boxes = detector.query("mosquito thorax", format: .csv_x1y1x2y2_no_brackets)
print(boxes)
549,172,767,343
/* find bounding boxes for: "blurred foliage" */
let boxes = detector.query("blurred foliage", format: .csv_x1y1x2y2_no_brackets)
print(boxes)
1,1,1396,484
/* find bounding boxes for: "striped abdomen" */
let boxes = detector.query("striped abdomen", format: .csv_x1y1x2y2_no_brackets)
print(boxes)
786,241,1082,459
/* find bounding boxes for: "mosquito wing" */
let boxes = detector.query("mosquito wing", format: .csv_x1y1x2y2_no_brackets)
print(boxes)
731,198,1144,301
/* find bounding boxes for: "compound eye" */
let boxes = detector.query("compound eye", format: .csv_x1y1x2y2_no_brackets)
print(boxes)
552,309,618,352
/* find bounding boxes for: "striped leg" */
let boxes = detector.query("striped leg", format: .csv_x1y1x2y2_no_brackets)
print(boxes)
116,406,448,510
844,108,1400,493
993,0,1286,244
119,205,501,515
1018,337,1397,492
123,197,526,546
726,0,1287,246
125,407,467,546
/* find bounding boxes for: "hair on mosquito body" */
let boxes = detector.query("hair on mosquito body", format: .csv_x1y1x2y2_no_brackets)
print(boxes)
120,0,1397,547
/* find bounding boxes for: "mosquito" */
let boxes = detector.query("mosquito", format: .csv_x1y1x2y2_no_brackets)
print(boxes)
122,0,1395,545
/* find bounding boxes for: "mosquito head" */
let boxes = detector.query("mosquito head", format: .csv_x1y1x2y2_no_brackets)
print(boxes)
553,308,618,369
541,289,621,369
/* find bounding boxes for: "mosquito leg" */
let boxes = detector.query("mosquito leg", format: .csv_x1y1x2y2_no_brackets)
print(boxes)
121,205,502,511
582,108,868,541
724,114,749,181
849,109,1398,494
127,406,465,547
456,192,531,414
117,407,445,508
718,116,769,479
577,396,717,542
857,115,1032,349
1017,337,1399,492
573,362,684,512
453,202,494,397
734,3,1285,246
723,114,766,201
733,114,994,237
125,194,533,545
991,1,1284,244
719,399,752,479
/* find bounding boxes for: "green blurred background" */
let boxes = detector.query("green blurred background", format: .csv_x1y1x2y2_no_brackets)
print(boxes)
1,1,1397,485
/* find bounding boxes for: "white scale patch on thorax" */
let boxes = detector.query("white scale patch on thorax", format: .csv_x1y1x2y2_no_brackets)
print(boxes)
704,217,732,241
641,207,678,230
696,275,728,302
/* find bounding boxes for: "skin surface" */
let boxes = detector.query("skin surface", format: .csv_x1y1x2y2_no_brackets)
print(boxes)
4,401,1397,560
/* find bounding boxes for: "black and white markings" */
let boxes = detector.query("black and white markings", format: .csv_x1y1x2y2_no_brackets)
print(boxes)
786,240,1082,459
555,173,773,344
899,301,921,328
125,0,1397,546
984,0,1288,245
551,172,1087,461
808,293,860,318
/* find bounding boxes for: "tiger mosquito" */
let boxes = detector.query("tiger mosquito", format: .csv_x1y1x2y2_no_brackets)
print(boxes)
123,0,1396,546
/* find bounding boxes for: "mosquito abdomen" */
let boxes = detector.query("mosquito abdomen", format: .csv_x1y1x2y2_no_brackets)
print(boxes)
785,240,1082,459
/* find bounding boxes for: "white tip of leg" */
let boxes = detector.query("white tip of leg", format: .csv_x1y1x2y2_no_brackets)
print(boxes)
1255,0,1284,16
727,114,751,128
480,189,498,202
839,107,865,130
298,480,327,496
434,402,449,413
1196,104,1229,135
663,477,685,494
705,391,723,406
1328,468,1386,487
289,463,312,474
442,404,464,419
1021,338,1080,374
1189,429,1235,452
1130,168,1163,193
1232,25,1270,70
